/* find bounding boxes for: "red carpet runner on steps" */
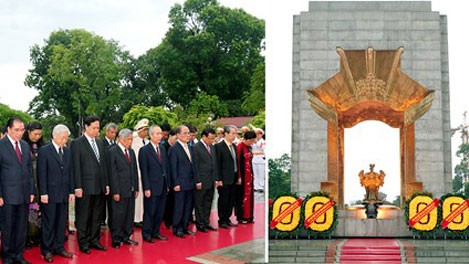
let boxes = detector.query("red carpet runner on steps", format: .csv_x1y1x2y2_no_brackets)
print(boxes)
19,202,264,263
339,238,402,264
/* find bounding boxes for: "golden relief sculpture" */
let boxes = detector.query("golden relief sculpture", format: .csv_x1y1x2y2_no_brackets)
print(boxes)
359,164,385,202
309,47,431,208
306,47,434,128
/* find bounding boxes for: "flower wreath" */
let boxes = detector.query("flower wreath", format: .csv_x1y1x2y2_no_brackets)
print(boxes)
269,192,302,238
439,193,469,236
301,191,337,236
405,192,441,236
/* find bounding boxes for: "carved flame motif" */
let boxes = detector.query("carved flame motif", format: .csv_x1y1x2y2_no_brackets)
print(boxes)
306,47,434,128
355,73,386,101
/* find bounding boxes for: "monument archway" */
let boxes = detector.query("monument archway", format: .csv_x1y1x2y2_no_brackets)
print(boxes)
307,47,434,208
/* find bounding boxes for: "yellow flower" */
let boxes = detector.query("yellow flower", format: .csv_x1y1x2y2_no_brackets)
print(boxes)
442,196,469,231
271,196,301,232
304,196,334,232
408,195,438,232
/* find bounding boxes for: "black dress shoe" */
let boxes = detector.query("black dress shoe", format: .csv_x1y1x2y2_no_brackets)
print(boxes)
153,234,168,241
56,250,73,258
206,225,218,231
43,253,53,263
123,239,138,246
197,226,207,232
143,237,155,243
90,243,107,251
227,222,238,227
134,222,143,228
80,247,90,254
219,223,228,229
174,232,185,238
112,242,121,249
184,230,196,235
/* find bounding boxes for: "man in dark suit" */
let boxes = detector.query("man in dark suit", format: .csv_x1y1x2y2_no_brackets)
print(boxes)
37,124,74,262
101,122,117,228
139,125,169,243
107,128,139,249
193,128,218,232
0,117,34,264
71,115,109,254
102,123,118,148
215,125,239,229
162,127,178,229
169,125,200,238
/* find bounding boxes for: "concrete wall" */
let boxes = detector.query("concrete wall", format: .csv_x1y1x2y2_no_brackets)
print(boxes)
292,1,452,197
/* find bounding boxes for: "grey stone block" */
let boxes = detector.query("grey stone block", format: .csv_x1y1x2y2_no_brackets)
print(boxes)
412,11,440,21
412,20,441,30
308,1,329,11
353,11,385,20
356,20,384,30
328,30,356,41
356,31,384,40
300,30,329,41
327,11,355,21
382,1,431,12
383,11,412,21
384,20,412,30
328,20,356,31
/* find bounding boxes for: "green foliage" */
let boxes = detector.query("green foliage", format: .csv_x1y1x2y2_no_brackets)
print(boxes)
454,143,469,194
250,110,265,130
186,92,228,118
453,174,463,194
0,103,34,126
37,115,67,141
121,105,178,130
269,154,291,199
241,62,265,115
172,92,229,130
391,195,401,207
25,29,136,137
153,0,264,114
464,182,469,197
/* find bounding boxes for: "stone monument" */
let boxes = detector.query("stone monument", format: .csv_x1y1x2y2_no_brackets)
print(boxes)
291,1,451,210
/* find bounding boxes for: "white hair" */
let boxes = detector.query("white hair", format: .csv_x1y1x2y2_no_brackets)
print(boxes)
52,124,70,136
118,128,133,138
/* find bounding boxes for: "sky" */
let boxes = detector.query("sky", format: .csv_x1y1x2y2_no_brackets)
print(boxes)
0,0,467,203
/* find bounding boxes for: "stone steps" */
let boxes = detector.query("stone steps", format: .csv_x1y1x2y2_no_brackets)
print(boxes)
402,240,469,263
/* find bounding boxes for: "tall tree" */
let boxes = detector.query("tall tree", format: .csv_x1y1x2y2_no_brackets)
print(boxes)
454,143,469,193
25,29,136,136
242,62,265,115
152,0,264,113
0,103,33,126
121,105,178,130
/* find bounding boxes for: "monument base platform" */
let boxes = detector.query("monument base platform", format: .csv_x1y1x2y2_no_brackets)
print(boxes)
333,209,411,237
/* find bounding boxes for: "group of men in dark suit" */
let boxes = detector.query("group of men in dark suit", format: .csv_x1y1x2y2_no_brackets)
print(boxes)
0,115,244,263
0,118,76,263
0,117,35,264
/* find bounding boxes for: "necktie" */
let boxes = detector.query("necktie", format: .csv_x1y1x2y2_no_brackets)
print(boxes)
206,144,211,155
142,139,146,145
183,144,192,162
124,149,130,164
90,139,100,162
58,147,64,162
156,146,161,161
230,144,237,173
15,141,22,164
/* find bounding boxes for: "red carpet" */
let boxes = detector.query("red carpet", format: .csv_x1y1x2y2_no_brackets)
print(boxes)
339,238,402,264
21,202,264,263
